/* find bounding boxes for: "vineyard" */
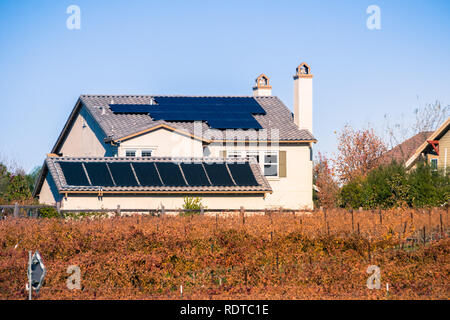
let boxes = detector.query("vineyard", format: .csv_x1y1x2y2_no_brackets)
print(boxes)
0,208,449,300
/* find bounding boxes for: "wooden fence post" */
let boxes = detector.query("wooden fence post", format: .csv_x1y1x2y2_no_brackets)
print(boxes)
379,208,382,225
240,206,245,225
56,202,62,218
13,203,19,218
200,206,204,216
116,205,121,217
440,213,443,237
350,209,354,232
161,204,165,217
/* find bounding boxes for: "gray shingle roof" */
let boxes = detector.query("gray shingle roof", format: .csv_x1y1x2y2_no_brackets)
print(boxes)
79,95,316,142
45,156,272,194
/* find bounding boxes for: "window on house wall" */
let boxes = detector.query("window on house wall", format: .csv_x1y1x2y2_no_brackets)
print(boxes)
263,152,278,176
226,150,278,177
125,150,136,157
431,158,438,171
141,150,153,157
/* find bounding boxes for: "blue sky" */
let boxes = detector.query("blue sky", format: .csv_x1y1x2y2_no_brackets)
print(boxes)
1,0,449,172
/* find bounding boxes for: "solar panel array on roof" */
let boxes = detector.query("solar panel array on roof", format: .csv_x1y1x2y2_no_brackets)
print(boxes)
84,163,115,187
227,163,259,186
132,163,162,186
107,162,138,186
109,97,265,129
180,163,210,186
155,162,186,186
57,160,261,188
59,162,90,186
204,164,235,186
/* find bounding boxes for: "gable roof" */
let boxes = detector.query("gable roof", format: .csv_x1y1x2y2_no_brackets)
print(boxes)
405,117,450,168
379,131,433,165
36,156,272,195
52,95,316,153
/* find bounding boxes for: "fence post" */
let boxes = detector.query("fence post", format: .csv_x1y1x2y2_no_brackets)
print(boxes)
240,206,245,225
379,208,382,225
13,203,19,218
161,204,165,217
116,205,121,217
350,209,354,232
200,206,204,216
56,202,62,218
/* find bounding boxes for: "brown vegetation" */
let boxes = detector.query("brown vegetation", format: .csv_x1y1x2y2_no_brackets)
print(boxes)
0,208,448,300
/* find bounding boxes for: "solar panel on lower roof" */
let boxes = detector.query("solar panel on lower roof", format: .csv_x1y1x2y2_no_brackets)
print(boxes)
59,162,90,186
180,163,211,186
227,163,259,186
155,162,186,186
132,163,163,186
108,162,138,186
204,164,235,186
83,162,115,187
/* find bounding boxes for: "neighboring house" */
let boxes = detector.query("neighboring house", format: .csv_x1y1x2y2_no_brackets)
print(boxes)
33,63,317,210
380,131,434,165
405,117,450,172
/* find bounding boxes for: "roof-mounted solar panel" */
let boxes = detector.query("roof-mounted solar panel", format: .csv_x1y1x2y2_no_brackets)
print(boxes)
108,162,138,186
108,97,266,129
227,163,259,186
83,162,115,187
59,162,90,186
204,163,235,186
132,163,163,186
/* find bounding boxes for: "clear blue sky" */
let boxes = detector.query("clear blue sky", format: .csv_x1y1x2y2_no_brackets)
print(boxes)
1,0,449,172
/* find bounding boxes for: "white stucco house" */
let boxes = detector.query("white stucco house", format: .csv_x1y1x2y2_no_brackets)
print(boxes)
34,63,316,210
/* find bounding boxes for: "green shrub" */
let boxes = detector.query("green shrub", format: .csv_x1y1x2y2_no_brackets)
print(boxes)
338,160,449,209
181,196,205,216
39,207,60,218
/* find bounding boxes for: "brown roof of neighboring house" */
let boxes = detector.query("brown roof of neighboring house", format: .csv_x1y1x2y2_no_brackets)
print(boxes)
380,131,433,165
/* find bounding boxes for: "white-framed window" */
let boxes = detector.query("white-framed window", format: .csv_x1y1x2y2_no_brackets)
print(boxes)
226,150,278,177
431,158,438,171
263,151,278,177
125,149,136,157
141,150,153,157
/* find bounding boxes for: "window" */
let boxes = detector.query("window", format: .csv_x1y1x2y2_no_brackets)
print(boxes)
226,150,278,177
141,150,153,157
263,152,278,177
125,150,136,157
431,158,438,171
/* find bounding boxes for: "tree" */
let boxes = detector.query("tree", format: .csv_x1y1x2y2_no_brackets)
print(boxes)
334,125,387,184
313,152,339,208
0,164,10,201
384,99,449,151
4,174,32,204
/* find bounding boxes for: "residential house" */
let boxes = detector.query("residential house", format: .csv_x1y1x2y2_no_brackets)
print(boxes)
33,63,317,210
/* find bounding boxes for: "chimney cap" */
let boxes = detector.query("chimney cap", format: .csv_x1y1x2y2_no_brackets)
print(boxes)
253,73,272,90
294,62,313,79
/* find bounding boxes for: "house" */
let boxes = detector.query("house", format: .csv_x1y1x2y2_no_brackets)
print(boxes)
380,131,434,165
33,63,317,210
405,117,450,172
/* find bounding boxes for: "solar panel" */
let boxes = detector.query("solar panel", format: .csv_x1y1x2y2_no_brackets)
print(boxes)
108,162,138,186
83,162,115,187
227,163,259,186
180,163,211,186
108,97,266,129
59,162,90,186
204,164,235,186
132,162,163,186
155,162,186,186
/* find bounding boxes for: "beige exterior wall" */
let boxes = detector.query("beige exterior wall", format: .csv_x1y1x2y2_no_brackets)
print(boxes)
437,129,449,172
208,142,313,210
58,107,117,157
59,194,266,210
118,127,204,158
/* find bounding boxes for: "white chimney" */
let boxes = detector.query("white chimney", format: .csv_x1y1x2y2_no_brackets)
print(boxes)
293,62,313,133
252,74,272,96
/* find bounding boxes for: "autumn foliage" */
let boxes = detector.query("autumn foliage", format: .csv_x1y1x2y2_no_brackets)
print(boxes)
0,208,448,300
